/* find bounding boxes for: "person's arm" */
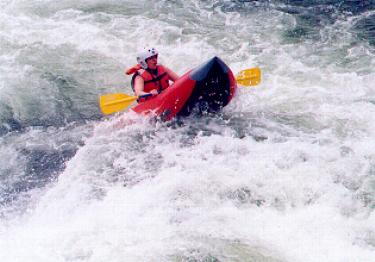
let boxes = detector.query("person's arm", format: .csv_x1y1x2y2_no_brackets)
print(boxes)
134,75,158,96
164,67,179,82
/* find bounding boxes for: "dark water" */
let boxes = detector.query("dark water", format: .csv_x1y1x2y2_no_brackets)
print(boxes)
218,0,375,44
0,124,91,218
276,0,375,44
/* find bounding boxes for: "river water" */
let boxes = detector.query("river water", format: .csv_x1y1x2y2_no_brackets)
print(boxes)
1,0,375,261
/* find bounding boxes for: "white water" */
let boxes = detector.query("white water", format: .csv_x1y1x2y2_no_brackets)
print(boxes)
1,0,375,261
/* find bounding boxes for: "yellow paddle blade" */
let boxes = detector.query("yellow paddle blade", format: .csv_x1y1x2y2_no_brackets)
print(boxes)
235,68,261,86
99,93,138,115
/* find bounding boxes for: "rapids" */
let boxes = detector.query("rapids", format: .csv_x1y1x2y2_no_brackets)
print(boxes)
1,1,375,261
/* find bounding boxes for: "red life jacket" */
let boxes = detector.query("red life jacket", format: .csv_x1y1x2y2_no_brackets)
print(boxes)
126,64,170,93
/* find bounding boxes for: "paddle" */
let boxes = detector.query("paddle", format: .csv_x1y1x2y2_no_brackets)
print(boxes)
235,68,261,86
99,93,152,115
99,67,261,115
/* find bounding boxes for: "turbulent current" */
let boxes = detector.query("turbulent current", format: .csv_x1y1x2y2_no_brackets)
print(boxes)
1,0,375,261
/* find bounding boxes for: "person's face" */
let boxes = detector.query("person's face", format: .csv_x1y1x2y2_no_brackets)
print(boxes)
146,55,158,69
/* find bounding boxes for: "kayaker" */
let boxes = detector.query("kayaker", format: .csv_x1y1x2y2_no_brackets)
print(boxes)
125,48,179,99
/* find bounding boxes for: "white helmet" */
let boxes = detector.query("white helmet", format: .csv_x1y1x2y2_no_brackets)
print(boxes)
136,47,158,69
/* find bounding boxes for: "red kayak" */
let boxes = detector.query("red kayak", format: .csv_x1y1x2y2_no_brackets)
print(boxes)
131,56,237,121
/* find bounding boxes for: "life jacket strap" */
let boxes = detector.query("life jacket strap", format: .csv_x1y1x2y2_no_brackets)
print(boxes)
145,68,167,93
143,72,167,84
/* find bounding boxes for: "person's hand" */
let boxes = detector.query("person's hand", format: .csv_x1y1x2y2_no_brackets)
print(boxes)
149,89,159,95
